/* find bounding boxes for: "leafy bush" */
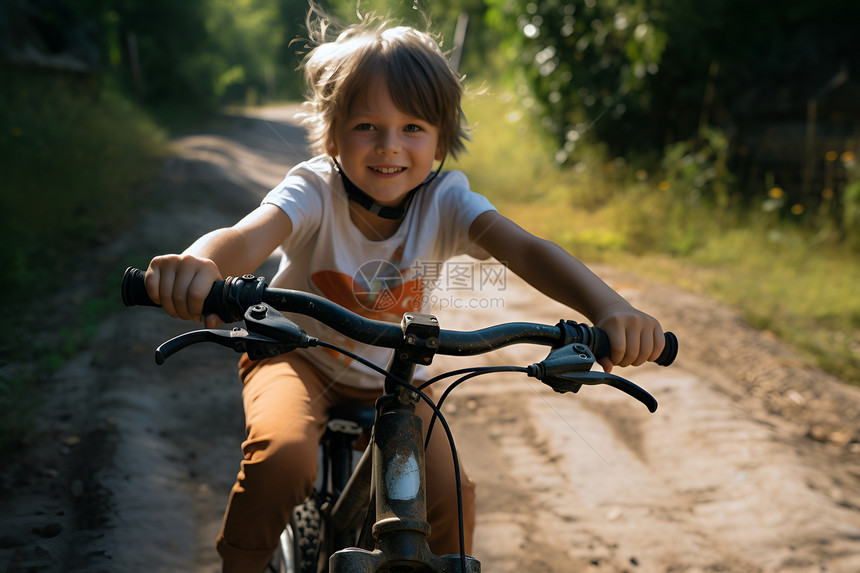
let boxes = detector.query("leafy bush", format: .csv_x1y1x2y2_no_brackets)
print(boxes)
485,0,860,239
661,127,735,209
485,0,668,156
0,66,166,299
843,161,860,245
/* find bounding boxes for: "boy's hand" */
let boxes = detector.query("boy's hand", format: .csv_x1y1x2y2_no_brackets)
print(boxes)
593,302,665,373
145,254,224,328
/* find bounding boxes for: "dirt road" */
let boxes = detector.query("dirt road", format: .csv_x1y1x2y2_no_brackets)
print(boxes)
2,107,859,573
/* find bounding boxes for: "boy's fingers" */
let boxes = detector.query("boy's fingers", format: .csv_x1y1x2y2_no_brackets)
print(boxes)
631,329,653,366
603,324,625,367
158,268,179,318
172,267,198,320
174,266,214,320
598,357,614,373
598,311,666,368
187,270,216,317
144,255,221,323
621,329,641,368
648,328,666,363
144,265,161,305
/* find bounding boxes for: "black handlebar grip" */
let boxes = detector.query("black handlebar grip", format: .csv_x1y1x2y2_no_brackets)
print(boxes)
121,267,160,307
593,328,678,367
658,332,679,365
121,266,232,320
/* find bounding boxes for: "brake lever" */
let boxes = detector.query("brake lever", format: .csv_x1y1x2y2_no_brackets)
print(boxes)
541,371,658,413
155,328,297,364
527,343,658,413
155,303,317,364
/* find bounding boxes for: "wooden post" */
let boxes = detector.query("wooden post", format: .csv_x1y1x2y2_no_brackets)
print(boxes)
802,99,818,199
450,12,469,74
697,61,720,147
127,32,143,100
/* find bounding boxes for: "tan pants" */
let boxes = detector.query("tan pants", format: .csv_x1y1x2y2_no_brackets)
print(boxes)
215,352,476,573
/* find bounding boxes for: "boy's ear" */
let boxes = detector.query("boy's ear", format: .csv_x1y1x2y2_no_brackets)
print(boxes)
435,144,445,161
325,136,338,158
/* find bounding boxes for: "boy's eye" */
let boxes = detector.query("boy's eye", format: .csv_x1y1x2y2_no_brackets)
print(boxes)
354,123,375,131
404,124,422,133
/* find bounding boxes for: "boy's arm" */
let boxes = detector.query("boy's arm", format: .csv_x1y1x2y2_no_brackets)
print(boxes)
469,210,664,371
146,204,292,327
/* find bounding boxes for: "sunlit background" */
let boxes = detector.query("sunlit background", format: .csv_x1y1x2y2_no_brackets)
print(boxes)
2,0,859,440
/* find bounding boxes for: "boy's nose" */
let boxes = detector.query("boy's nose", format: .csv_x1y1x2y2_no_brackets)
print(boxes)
377,131,401,154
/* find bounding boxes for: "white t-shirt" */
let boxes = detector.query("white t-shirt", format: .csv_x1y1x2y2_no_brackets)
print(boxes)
262,155,497,389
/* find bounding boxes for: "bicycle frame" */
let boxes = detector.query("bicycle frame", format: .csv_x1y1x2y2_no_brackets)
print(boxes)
327,313,480,573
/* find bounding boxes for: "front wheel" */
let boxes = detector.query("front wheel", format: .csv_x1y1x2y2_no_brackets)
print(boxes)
287,497,322,573
267,497,321,573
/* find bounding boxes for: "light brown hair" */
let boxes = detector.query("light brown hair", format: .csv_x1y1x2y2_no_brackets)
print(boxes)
299,9,468,159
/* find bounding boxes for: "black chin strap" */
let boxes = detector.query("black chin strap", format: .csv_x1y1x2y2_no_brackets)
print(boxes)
335,158,445,220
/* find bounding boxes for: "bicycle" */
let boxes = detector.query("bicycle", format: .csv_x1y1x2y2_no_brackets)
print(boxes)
121,268,677,573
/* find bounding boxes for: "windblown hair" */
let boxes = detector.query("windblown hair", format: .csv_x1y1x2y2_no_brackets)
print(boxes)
299,7,468,159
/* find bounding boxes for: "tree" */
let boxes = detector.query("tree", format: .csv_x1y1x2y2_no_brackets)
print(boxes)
485,0,667,160
206,0,286,103
486,0,860,167
112,0,217,106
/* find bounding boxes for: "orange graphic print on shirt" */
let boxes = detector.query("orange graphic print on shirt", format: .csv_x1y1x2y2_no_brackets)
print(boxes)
311,245,423,322
311,264,422,365
309,246,425,365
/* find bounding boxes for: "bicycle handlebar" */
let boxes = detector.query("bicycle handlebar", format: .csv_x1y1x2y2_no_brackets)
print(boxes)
121,267,677,366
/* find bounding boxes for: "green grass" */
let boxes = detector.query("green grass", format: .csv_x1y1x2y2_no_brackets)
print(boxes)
0,67,167,297
0,67,167,345
0,371,41,451
667,226,860,383
0,67,169,449
453,88,860,387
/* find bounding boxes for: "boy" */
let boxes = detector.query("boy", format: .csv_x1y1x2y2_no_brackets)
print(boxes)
145,13,665,573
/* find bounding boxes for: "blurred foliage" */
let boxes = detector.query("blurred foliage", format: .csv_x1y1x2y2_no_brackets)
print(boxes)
1,0,311,108
661,127,734,211
844,161,860,247
0,0,499,107
485,0,860,155
0,65,166,295
317,0,492,75
485,0,860,239
485,0,666,155
204,0,284,104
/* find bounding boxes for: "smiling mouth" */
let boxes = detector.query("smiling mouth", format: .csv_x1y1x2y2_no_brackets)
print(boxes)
369,166,405,175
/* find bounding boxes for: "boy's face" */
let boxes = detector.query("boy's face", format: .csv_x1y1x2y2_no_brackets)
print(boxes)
327,77,444,208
